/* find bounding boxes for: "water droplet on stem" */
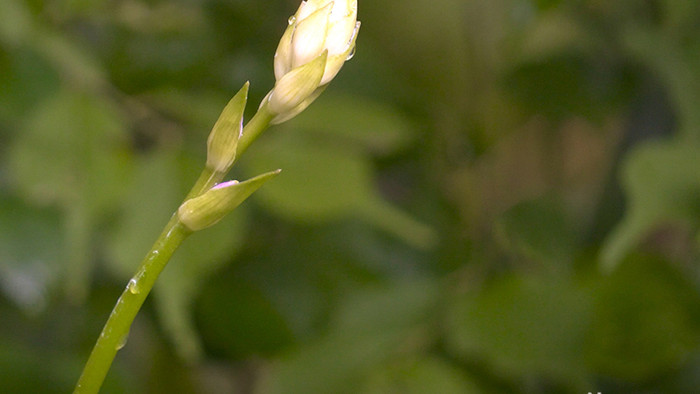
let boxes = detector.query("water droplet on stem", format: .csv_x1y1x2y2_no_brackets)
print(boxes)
127,278,140,294
116,330,129,350
288,16,296,25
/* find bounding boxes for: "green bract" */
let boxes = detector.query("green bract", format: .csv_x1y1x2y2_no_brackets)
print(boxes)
177,170,281,231
206,82,249,173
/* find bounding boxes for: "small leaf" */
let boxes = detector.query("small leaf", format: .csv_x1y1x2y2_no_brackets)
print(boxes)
105,149,182,278
0,196,61,313
600,140,700,271
194,268,295,358
363,357,483,394
287,93,417,154
496,197,577,267
6,88,130,211
445,273,591,381
244,130,435,247
178,169,280,231
243,131,373,222
586,255,700,380
256,280,441,394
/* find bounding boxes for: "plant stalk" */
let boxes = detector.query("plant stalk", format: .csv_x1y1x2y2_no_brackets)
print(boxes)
73,216,190,393
73,103,273,393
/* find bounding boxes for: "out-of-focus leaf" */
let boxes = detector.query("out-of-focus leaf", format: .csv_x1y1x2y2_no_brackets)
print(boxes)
255,280,440,394
6,88,130,211
6,88,130,300
243,130,372,222
105,149,181,278
286,94,417,155
496,197,577,267
517,11,593,61
0,339,84,394
362,356,483,394
244,131,436,248
330,279,439,335
600,140,700,271
621,27,700,140
0,196,61,313
144,88,230,134
194,268,294,358
31,31,107,91
586,255,700,380
660,1,700,32
0,0,32,46
507,53,633,120
445,273,591,382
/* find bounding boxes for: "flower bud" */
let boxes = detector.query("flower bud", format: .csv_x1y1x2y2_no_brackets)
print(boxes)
268,0,360,123
206,82,249,172
178,170,281,231
268,51,327,116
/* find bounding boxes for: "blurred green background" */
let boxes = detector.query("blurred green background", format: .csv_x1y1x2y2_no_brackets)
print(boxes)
1,0,700,392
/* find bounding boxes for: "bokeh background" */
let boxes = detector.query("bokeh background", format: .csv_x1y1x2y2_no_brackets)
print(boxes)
1,0,700,392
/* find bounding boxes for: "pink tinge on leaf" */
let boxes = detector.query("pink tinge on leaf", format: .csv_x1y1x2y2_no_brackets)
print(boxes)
212,180,240,190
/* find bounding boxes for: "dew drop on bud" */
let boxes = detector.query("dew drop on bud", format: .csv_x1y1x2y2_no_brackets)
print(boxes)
288,16,296,25
127,278,140,294
346,46,356,61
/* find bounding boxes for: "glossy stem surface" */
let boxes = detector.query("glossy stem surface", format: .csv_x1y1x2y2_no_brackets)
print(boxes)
73,217,190,393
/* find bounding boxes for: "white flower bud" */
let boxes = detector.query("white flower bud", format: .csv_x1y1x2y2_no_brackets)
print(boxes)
268,0,360,123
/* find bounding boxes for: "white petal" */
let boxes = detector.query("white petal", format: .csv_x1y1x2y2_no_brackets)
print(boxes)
273,24,296,80
298,0,329,20
325,12,357,55
290,3,331,68
321,21,360,84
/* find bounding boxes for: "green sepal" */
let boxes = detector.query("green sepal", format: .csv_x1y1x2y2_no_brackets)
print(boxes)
268,50,327,116
178,169,281,231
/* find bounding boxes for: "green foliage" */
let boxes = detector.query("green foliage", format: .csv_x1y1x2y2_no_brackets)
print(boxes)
586,255,700,380
2,0,700,392
446,274,591,387
496,198,578,268
256,280,441,394
601,140,700,271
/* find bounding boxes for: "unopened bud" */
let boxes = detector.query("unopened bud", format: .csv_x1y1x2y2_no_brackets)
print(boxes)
275,0,359,85
178,170,281,231
267,0,360,123
206,82,249,172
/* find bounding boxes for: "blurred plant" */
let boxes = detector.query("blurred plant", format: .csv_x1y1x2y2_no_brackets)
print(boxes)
73,1,360,392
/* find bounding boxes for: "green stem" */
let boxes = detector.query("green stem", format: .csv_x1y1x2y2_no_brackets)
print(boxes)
73,216,190,393
237,102,274,157
74,103,275,393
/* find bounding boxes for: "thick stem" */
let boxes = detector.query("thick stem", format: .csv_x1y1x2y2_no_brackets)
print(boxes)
73,216,191,394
